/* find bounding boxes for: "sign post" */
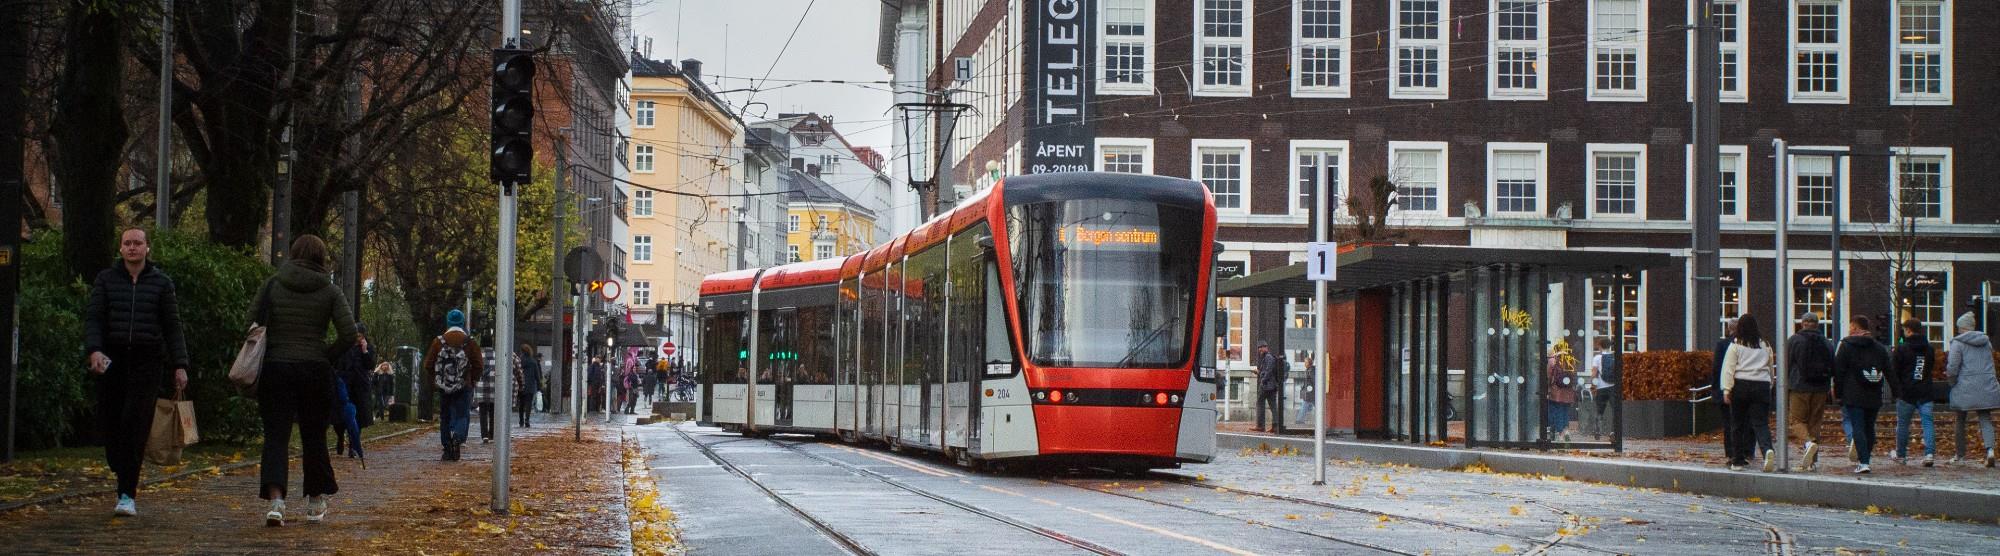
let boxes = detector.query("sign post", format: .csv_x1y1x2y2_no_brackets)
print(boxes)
1308,226,1336,485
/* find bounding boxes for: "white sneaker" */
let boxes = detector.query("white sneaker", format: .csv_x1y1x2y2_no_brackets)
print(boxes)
266,498,286,527
1855,464,1872,474
1802,442,1821,471
305,495,328,523
112,495,136,517
1987,449,1996,468
1762,450,1775,472
1923,455,1935,468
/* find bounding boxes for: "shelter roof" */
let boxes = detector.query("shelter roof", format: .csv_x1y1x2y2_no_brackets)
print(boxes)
1216,245,1673,299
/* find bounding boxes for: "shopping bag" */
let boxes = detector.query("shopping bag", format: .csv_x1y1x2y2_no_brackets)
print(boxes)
176,396,199,445
228,323,267,390
145,397,187,466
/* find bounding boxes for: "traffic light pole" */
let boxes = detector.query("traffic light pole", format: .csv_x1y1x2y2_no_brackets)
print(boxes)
491,0,523,515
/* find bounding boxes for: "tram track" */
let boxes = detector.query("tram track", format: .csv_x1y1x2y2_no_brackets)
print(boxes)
1045,476,1421,555
757,436,1129,556
1141,473,1628,555
1698,506,1796,556
668,425,877,556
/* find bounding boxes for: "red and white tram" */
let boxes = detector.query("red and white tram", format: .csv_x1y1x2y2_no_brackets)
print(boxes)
697,172,1220,469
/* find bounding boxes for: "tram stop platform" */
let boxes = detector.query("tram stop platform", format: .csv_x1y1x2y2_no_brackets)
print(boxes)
1213,424,2000,523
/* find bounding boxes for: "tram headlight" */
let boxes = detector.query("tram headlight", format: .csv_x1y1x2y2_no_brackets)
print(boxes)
1034,391,1046,401
1154,392,1168,405
1049,390,1063,403
1170,394,1180,404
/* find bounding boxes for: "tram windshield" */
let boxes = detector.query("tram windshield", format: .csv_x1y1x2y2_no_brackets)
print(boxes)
1010,199,1202,368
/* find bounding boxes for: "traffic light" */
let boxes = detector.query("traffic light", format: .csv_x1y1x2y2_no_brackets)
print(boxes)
491,48,536,185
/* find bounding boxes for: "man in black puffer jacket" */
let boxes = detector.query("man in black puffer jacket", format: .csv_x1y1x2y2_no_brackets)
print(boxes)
83,228,189,517
1888,319,1937,466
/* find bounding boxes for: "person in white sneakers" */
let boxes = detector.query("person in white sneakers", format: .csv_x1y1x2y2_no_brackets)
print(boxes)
1944,312,1998,468
1720,314,1777,472
1832,316,1890,474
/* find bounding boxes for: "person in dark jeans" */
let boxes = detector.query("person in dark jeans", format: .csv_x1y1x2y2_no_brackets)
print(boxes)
83,228,190,518
424,309,483,461
1709,318,1737,462
251,235,358,526
1721,314,1776,471
1833,316,1890,474
1253,341,1286,433
333,325,375,456
516,344,540,428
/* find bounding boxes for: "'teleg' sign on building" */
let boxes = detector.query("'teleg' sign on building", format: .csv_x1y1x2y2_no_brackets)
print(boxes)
1026,0,1094,175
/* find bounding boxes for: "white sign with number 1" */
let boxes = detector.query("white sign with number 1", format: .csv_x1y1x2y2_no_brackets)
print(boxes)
1306,242,1337,281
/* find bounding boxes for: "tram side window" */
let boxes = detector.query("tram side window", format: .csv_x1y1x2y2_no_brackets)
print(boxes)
837,278,857,385
946,230,982,384
757,308,796,384
887,264,905,388
905,246,946,386
863,272,884,388
798,304,835,385
703,311,747,383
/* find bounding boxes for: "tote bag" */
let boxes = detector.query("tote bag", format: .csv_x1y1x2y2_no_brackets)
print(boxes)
228,280,275,390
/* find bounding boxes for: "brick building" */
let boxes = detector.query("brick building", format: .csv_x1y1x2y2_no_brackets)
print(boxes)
907,0,1998,393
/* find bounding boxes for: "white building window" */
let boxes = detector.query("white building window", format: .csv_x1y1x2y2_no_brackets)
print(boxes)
1898,270,1951,344
1789,0,1849,103
1291,141,1347,218
1388,142,1446,214
633,189,653,217
1687,145,1749,221
814,243,834,261
633,280,650,306
1890,147,1950,222
1790,150,1848,221
1391,0,1447,99
1591,273,1645,353
1590,0,1646,101
1195,0,1251,96
633,235,652,263
1101,0,1153,94
634,145,655,173
636,100,655,128
1891,0,1950,105
1720,267,1746,321
1587,144,1646,219
1490,0,1547,99
787,214,800,233
1096,138,1153,174
1487,143,1547,216
1688,0,1747,101
1294,0,1350,97
787,245,800,263
1193,139,1250,212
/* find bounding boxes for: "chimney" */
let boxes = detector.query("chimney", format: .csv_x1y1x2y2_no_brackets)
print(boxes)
680,59,702,82
806,164,822,178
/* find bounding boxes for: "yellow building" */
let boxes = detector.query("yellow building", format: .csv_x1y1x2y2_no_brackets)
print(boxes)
785,171,876,262
628,56,739,317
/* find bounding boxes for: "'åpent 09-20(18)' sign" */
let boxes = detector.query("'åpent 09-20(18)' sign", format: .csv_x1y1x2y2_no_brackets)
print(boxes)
1027,0,1095,175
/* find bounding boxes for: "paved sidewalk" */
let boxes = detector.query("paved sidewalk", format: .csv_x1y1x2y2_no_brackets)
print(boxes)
1215,425,2000,522
0,414,630,555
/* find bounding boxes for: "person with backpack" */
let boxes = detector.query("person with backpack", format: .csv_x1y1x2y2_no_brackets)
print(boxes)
423,309,484,461
251,235,358,526
1252,341,1286,434
82,228,190,518
1833,316,1891,474
1587,337,1621,438
1721,314,1776,471
1889,319,1940,466
1945,312,1999,468
1785,313,1836,470
1546,340,1580,442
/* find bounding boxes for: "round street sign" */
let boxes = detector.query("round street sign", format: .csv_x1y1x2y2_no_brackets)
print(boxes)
662,342,677,356
597,280,622,301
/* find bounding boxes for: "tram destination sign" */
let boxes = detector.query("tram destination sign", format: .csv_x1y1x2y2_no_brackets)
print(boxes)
1026,0,1095,175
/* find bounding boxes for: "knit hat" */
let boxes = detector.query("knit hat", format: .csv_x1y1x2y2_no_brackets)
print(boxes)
1960,312,1979,332
446,309,467,329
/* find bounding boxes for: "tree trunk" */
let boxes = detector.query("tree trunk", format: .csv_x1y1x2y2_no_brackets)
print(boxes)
53,1,128,282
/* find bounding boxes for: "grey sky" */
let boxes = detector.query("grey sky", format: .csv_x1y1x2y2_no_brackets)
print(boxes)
632,0,896,151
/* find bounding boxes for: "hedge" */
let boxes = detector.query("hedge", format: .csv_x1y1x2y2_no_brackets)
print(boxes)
1613,348,1998,402
16,229,270,449
1619,351,1714,401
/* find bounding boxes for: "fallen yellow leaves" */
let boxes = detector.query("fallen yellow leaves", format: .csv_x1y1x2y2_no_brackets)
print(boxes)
1492,543,1514,553
1509,505,1525,516
624,437,681,556
474,521,506,535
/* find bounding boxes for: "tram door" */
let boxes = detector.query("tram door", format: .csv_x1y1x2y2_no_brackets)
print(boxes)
885,262,904,441
861,271,881,438
908,246,945,447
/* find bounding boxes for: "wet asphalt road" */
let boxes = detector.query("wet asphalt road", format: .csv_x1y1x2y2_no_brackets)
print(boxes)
630,423,2000,555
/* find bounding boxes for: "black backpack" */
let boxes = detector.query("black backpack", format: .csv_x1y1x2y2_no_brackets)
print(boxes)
1796,335,1835,384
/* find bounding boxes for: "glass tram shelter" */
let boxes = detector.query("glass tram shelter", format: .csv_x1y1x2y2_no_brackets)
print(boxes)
1217,245,1670,451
